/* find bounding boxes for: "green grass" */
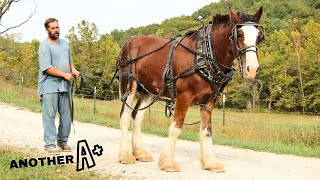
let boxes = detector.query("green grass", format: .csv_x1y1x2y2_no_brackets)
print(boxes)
1,80,320,158
0,146,119,179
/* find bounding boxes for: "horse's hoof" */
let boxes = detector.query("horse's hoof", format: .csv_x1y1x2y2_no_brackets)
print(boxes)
158,158,180,172
118,151,136,164
202,160,225,173
158,153,180,172
133,147,153,162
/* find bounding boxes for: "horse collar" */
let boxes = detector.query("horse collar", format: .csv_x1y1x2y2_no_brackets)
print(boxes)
195,23,234,92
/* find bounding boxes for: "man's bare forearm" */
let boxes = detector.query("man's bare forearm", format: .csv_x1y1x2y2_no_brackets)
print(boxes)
45,67,73,81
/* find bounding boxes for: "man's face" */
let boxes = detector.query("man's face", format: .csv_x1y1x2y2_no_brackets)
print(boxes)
46,21,60,40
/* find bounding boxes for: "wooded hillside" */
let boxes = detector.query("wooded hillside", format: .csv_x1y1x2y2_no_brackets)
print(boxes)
0,0,319,113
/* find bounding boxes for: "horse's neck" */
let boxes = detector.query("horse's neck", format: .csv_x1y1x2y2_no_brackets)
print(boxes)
183,33,197,48
212,25,235,70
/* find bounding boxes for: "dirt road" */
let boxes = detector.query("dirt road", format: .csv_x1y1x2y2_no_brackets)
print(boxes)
0,103,319,179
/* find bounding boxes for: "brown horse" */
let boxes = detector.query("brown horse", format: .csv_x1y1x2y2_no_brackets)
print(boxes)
115,7,264,172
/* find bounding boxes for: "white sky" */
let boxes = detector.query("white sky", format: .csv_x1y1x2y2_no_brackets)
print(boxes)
1,0,218,42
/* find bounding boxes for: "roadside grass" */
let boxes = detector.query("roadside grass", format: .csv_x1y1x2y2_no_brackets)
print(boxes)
1,80,320,158
0,146,118,179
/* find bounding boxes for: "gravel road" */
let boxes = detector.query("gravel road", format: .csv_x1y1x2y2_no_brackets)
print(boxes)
0,103,319,179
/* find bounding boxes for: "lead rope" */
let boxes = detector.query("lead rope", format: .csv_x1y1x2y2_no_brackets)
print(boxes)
69,76,76,134
69,72,90,134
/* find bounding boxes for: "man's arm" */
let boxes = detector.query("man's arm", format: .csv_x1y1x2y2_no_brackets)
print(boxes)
46,67,73,81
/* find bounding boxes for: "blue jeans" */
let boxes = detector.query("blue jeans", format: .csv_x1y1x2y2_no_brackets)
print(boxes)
41,92,71,148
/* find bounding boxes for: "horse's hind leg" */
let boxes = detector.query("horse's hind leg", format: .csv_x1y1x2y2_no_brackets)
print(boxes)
199,100,224,173
118,81,137,164
131,92,153,162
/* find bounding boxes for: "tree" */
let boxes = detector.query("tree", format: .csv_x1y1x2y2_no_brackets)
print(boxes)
0,0,37,35
259,30,299,111
291,31,306,113
299,21,320,113
67,20,120,99
95,34,120,98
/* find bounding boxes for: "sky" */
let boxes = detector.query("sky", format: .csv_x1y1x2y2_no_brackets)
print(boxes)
1,0,218,42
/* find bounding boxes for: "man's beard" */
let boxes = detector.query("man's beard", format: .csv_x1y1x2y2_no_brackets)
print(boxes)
48,32,59,40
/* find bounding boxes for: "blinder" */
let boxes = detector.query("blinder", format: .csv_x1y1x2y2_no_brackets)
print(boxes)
257,25,265,44
230,22,265,45
229,21,264,72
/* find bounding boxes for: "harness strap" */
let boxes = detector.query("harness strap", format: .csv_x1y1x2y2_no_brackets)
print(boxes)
119,38,174,67
162,36,185,117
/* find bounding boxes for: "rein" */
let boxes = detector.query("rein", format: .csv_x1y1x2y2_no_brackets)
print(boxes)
68,72,93,133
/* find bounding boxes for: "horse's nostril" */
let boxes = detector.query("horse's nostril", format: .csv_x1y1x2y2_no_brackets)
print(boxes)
247,66,250,72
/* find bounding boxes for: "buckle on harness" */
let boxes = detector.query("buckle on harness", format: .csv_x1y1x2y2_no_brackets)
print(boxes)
165,100,175,117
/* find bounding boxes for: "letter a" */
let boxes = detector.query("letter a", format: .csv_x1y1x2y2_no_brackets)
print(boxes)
76,140,96,171
10,160,19,169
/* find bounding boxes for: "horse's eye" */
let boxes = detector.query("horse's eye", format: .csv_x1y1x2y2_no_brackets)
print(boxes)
237,34,242,38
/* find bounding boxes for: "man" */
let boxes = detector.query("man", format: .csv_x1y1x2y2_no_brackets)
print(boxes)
38,18,80,154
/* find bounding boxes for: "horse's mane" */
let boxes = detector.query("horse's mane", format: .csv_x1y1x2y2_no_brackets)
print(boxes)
183,11,255,37
184,14,231,37
211,14,230,25
212,12,256,25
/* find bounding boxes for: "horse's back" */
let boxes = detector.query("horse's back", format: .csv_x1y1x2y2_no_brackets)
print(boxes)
129,35,170,56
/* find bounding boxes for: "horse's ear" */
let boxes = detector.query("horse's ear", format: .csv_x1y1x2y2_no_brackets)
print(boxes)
229,7,240,24
253,7,263,22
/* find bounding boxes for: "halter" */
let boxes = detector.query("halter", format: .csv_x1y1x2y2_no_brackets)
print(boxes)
229,21,265,72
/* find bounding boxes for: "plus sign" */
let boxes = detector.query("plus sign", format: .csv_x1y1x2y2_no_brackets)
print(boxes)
92,144,103,156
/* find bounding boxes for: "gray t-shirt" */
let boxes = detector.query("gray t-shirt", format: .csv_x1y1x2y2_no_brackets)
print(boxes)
38,38,72,96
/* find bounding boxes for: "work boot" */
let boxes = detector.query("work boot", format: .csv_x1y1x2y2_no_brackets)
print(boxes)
45,146,61,155
57,144,72,152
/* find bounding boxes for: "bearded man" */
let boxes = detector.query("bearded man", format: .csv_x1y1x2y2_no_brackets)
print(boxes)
38,18,79,154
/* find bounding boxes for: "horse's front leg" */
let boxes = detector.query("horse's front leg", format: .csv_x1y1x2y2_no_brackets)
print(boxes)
131,94,153,162
118,82,137,164
199,99,224,173
158,95,190,172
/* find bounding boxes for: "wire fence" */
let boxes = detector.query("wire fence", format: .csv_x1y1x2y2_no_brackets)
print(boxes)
2,74,320,117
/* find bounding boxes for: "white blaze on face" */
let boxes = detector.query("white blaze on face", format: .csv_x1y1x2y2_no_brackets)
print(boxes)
241,25,259,79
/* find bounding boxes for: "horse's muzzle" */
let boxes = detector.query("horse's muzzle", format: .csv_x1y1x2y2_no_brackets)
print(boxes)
244,65,259,80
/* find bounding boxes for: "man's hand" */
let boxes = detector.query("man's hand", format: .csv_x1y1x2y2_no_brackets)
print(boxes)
64,73,74,81
72,70,80,78
46,67,74,81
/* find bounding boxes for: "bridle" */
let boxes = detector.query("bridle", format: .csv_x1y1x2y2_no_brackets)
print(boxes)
229,21,265,72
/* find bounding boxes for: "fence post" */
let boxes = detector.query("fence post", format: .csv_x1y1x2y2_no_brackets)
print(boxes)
20,76,24,93
93,86,96,115
222,93,226,126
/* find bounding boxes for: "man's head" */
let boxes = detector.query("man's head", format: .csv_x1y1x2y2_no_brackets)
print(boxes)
44,18,60,40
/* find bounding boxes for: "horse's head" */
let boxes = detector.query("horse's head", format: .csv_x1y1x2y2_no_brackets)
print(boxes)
229,7,264,80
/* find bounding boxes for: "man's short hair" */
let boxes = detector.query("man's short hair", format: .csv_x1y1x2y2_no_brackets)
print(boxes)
44,18,58,29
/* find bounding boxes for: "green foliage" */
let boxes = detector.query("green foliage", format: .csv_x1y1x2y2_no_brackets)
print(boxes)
66,20,120,98
0,35,40,88
1,0,319,113
258,19,320,113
